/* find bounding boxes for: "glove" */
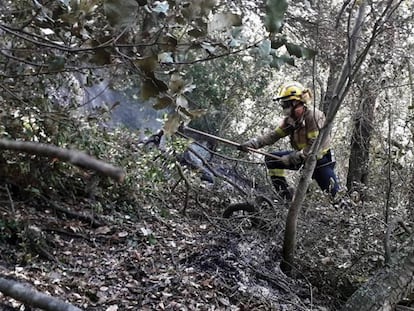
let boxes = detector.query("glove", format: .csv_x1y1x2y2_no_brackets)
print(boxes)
280,151,304,166
238,139,258,152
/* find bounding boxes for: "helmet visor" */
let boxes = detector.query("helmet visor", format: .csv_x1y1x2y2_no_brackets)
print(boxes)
280,100,295,109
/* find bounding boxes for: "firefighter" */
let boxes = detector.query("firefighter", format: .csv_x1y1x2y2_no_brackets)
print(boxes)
239,82,339,201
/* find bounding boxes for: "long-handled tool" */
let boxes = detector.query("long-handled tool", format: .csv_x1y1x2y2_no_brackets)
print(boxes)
181,126,281,161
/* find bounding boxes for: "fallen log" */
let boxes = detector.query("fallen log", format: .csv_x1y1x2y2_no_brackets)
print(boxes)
0,277,82,311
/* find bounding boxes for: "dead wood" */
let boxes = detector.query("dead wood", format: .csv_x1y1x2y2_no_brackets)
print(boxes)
40,198,105,228
0,277,83,311
222,202,257,218
0,138,125,182
341,243,414,311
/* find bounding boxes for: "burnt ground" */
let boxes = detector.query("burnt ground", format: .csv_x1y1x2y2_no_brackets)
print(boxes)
0,178,405,311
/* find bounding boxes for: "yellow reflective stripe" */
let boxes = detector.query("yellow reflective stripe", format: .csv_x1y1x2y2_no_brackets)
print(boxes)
296,143,307,150
317,148,330,159
275,127,287,137
307,130,319,139
268,168,285,177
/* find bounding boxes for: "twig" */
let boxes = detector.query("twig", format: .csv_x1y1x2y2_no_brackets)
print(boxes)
160,40,263,65
170,177,183,192
176,162,191,214
398,220,411,234
4,185,15,214
37,196,104,228
396,305,414,311
187,145,248,195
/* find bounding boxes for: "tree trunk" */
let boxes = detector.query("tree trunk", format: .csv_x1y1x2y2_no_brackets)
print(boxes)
407,60,414,221
321,59,342,114
281,0,368,274
342,245,414,311
346,81,376,194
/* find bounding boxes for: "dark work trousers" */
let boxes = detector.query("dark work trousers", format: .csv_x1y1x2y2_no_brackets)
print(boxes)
265,149,339,198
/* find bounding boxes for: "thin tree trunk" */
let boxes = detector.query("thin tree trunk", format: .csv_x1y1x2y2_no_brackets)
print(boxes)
321,60,342,115
346,81,376,194
281,1,368,273
407,60,414,221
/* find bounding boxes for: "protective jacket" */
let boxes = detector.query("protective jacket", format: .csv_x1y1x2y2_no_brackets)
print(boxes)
253,107,330,158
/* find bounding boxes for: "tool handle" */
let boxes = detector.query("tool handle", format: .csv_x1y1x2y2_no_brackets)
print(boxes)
182,126,281,161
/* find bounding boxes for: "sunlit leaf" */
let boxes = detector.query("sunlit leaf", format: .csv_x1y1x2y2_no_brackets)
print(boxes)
176,95,188,109
163,112,181,135
200,42,216,55
158,52,174,63
186,109,207,118
265,0,288,33
169,74,185,93
150,1,169,14
258,39,271,58
208,13,242,32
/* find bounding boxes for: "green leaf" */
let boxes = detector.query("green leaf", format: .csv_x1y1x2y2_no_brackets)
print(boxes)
258,39,271,58
176,95,188,109
270,54,295,69
271,37,287,49
141,76,168,100
150,1,169,14
186,108,207,118
158,52,174,63
285,43,317,59
188,28,204,38
159,34,177,52
169,74,185,93
147,233,157,245
200,42,217,55
135,56,158,75
153,96,173,110
163,112,181,135
141,80,159,100
264,0,288,33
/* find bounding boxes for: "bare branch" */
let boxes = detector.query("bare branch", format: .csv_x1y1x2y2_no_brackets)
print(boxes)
0,139,125,182
0,277,83,311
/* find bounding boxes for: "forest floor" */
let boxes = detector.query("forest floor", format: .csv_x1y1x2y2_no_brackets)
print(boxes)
0,179,406,311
